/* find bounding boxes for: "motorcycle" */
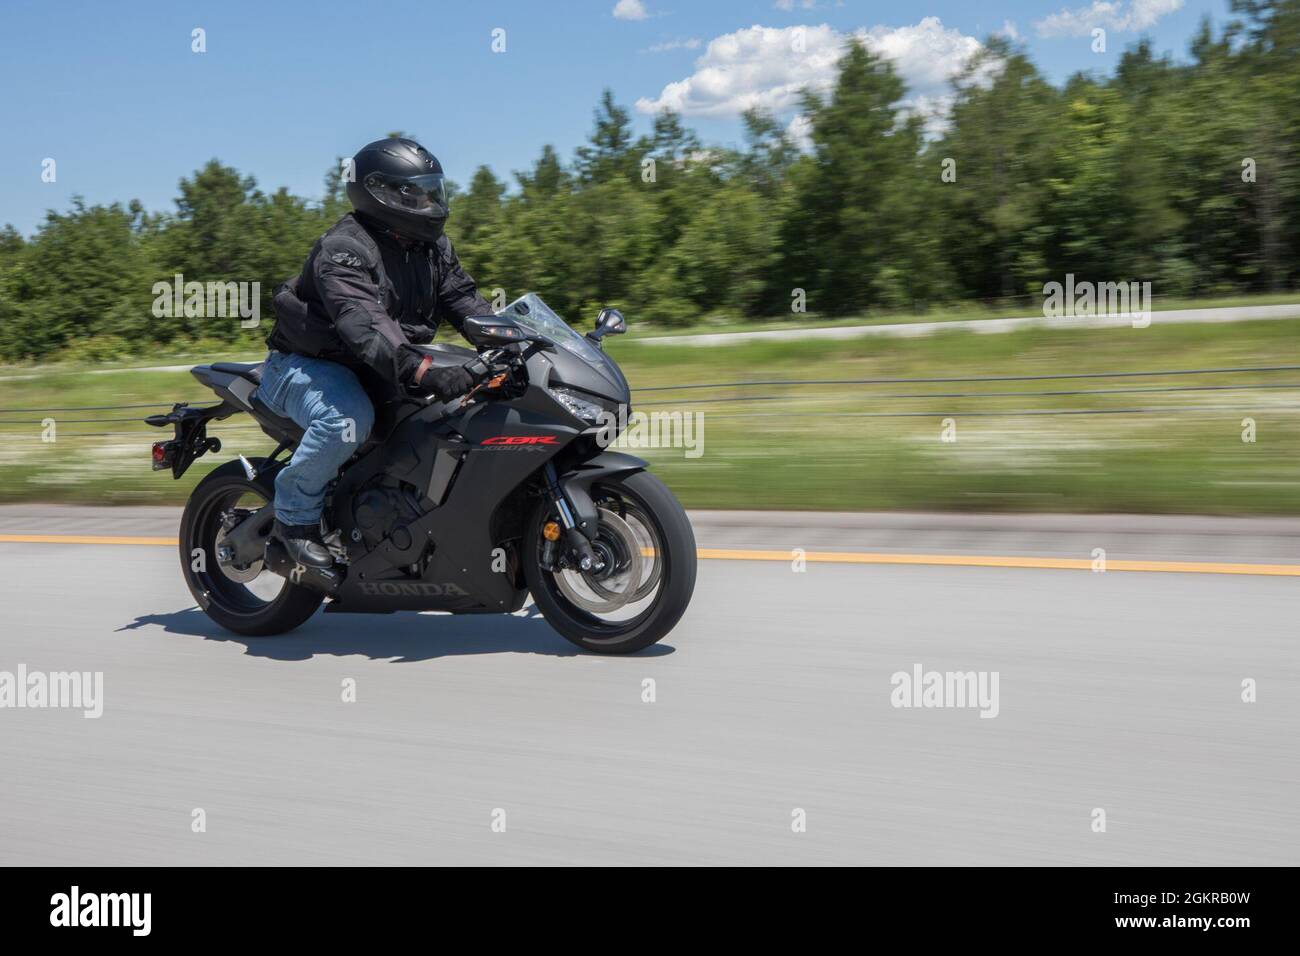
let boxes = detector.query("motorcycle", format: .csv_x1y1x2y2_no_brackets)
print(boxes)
146,294,696,654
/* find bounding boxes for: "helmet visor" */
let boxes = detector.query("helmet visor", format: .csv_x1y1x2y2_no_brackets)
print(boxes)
364,172,448,217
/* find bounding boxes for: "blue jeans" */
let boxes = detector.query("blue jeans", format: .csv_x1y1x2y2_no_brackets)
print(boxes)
253,351,374,526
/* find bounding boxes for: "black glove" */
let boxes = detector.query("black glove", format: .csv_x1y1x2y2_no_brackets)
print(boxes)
413,364,475,401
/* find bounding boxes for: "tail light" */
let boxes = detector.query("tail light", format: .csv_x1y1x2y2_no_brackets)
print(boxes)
151,441,174,471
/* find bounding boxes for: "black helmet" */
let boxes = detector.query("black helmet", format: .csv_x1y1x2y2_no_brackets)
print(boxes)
346,138,449,243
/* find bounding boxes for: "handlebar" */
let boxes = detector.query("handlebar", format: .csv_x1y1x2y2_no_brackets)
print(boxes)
455,346,522,408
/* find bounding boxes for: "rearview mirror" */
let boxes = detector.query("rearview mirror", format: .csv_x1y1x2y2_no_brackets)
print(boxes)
586,307,626,347
462,316,531,348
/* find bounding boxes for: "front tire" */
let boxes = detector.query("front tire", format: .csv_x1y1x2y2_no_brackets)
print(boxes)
179,459,323,636
523,470,696,654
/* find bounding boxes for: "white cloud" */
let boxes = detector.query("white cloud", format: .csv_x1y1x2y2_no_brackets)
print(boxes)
646,37,702,53
613,0,649,21
785,113,813,151
1035,0,1183,38
635,18,982,124
998,19,1021,41
858,18,982,101
635,24,841,118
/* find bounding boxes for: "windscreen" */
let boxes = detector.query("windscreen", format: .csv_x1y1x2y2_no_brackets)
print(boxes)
498,293,604,363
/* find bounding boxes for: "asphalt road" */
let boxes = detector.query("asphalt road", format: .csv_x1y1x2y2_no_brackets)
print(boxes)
1,507,1296,866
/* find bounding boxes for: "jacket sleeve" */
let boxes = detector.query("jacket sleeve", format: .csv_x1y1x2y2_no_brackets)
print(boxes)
433,236,496,338
312,234,424,386
399,320,436,345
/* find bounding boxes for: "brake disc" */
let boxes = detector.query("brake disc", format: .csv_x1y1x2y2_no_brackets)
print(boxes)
594,498,663,601
553,509,643,615
620,503,662,601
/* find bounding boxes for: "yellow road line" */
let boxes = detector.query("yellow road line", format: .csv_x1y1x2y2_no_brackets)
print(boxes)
696,548,1300,576
0,533,178,546
0,533,1296,576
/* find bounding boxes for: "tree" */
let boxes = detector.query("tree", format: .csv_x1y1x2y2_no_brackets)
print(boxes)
5,15,1300,360
574,89,635,183
936,39,1056,301
3,199,154,358
789,39,927,314
515,144,568,199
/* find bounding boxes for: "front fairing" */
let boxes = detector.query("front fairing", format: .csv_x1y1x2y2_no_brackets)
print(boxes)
498,294,630,406
526,339,629,406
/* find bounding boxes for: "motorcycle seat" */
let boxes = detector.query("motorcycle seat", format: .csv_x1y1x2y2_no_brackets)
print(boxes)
211,361,263,384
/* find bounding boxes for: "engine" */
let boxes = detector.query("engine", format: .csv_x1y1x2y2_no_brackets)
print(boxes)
350,477,426,552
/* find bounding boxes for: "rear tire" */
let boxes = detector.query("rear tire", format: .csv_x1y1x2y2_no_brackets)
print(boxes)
179,459,323,636
524,470,696,654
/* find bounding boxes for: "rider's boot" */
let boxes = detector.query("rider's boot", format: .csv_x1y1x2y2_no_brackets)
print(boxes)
269,519,334,569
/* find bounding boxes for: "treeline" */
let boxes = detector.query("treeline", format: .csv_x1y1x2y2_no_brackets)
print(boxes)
1,1,1296,362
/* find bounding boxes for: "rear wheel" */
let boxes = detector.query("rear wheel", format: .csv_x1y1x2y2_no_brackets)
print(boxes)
179,459,323,636
523,470,696,654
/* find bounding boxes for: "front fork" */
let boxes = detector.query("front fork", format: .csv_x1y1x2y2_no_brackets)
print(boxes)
541,461,603,573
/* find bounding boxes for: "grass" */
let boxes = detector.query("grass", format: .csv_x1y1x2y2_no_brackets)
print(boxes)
608,318,1300,514
621,291,1300,338
0,315,1297,514
2,292,1297,369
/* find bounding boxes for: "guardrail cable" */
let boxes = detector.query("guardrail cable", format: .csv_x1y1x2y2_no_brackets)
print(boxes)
638,382,1300,408
631,365,1300,392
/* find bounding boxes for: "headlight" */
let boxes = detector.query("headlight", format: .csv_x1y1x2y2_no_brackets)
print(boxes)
550,386,604,423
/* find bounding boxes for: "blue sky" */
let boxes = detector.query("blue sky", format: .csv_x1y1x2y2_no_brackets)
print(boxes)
0,0,1232,235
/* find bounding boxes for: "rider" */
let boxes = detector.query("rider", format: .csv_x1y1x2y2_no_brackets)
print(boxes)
257,137,495,570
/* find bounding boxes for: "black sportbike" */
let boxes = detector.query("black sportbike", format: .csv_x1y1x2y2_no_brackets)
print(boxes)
146,294,696,654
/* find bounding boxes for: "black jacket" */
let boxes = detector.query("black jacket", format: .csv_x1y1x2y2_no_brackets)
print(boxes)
266,212,494,387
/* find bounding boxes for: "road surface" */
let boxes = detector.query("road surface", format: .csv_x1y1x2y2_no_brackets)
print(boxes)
0,507,1296,865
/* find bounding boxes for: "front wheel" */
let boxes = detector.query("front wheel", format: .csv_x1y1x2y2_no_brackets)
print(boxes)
523,470,696,654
